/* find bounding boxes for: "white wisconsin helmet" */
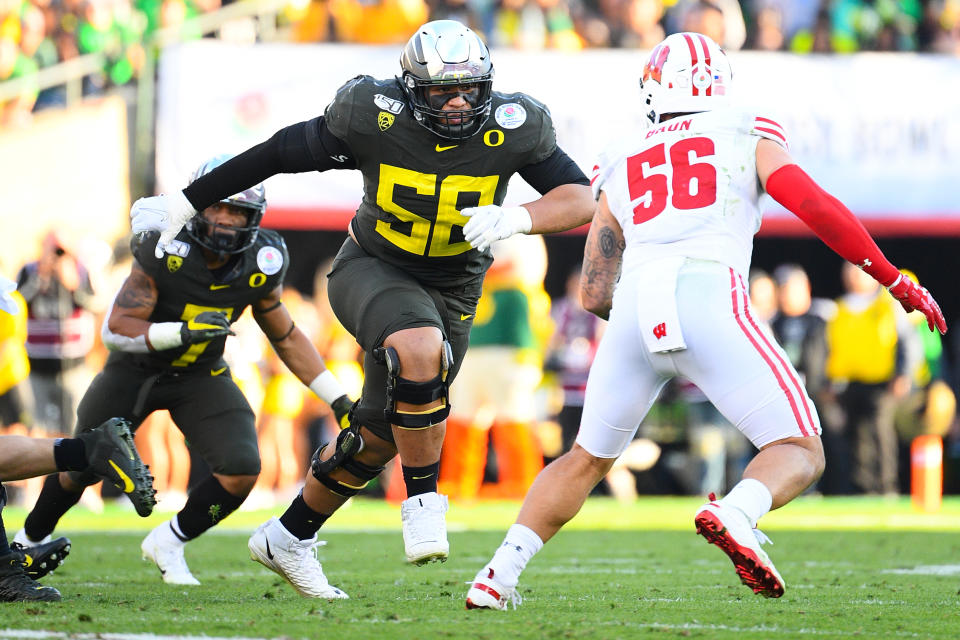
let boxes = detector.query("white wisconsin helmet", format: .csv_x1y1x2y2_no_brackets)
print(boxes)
640,32,732,125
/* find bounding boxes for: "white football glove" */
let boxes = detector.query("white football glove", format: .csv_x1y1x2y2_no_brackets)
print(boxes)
461,204,532,252
130,190,198,259
0,275,18,315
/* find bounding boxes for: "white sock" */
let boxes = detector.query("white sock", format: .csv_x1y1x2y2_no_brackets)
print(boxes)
719,479,772,527
165,517,188,546
485,524,544,589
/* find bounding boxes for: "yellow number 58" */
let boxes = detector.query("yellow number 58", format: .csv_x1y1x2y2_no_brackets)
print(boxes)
375,164,499,257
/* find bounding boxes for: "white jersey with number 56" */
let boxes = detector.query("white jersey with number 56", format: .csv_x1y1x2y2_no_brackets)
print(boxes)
590,108,788,278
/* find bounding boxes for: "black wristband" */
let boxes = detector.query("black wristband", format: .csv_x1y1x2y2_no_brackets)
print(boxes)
253,299,283,315
268,321,296,343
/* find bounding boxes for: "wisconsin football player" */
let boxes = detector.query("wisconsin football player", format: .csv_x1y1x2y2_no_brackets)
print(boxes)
130,20,594,598
466,32,946,609
14,156,353,587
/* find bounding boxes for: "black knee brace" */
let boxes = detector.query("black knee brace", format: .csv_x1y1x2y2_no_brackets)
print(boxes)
310,427,384,498
374,341,453,429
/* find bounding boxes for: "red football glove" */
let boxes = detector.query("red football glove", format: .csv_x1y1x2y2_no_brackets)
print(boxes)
887,274,947,335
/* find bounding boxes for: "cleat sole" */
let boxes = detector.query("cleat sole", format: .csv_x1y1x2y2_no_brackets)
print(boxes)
409,552,448,566
111,422,158,517
695,511,784,598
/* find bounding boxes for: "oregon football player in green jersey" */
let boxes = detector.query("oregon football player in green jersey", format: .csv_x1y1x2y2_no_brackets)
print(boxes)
130,20,595,598
17,155,353,590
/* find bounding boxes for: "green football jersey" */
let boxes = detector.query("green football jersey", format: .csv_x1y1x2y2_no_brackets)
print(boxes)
324,75,557,289
469,287,537,350
124,228,289,371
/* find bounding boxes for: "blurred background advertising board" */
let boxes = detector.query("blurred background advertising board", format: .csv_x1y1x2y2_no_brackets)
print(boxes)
0,96,129,275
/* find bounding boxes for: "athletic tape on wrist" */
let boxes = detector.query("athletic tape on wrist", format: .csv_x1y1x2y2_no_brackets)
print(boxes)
147,322,184,351
309,370,348,405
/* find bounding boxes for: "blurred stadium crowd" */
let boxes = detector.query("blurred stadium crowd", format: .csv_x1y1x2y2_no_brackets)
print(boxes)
3,0,960,126
1,229,957,512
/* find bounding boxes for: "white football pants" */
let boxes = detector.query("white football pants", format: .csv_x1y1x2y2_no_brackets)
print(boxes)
576,258,821,458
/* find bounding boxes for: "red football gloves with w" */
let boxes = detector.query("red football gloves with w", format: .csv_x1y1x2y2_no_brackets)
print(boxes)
887,274,947,335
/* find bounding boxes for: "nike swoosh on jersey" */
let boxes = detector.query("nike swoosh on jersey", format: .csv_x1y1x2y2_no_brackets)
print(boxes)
210,367,227,376
209,283,230,290
435,144,458,152
460,313,473,321
108,460,135,493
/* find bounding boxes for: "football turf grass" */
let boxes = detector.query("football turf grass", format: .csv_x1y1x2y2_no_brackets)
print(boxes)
1,496,958,639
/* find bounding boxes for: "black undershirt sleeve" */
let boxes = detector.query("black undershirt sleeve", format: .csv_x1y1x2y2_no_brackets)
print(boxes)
182,117,354,211
517,146,590,195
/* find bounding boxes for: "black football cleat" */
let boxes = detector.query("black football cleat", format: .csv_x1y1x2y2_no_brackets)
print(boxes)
0,551,61,602
11,537,71,580
79,417,157,517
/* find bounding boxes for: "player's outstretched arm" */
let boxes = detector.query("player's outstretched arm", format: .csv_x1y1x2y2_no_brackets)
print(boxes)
132,121,339,259
757,139,946,335
579,193,624,321
252,286,352,428
462,183,595,252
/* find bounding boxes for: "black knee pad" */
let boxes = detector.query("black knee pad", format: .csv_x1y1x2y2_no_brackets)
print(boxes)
310,428,384,498
375,341,453,429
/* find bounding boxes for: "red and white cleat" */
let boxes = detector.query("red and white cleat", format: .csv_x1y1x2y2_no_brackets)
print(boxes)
465,567,521,610
695,496,785,598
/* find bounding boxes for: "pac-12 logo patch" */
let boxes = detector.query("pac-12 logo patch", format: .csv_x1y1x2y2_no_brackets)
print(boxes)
378,111,395,131
257,246,283,275
495,103,526,129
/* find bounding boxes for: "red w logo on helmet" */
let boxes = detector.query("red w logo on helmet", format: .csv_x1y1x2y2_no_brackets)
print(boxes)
643,45,670,85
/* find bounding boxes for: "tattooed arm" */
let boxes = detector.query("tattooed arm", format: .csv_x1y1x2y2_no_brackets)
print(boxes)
100,260,160,353
579,192,624,320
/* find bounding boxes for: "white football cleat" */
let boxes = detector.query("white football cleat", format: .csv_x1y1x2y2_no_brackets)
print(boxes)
466,567,521,610
401,492,449,565
248,517,348,599
141,523,200,586
694,497,785,598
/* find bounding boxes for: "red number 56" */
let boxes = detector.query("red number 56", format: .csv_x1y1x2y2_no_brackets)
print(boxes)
626,137,717,224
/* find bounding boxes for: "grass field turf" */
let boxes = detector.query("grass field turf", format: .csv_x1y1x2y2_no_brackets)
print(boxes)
1,496,958,639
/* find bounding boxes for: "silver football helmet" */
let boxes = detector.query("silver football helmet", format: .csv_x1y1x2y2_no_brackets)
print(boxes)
399,20,494,140
186,154,266,257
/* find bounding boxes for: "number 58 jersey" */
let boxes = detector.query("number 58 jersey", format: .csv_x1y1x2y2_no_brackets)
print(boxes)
590,108,788,278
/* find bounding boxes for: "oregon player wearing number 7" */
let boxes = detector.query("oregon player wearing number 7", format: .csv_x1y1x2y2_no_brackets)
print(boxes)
15,154,355,588
129,19,594,598
466,31,947,609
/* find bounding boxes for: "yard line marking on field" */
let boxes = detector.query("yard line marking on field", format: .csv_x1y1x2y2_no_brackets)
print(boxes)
0,632,273,640
882,564,960,575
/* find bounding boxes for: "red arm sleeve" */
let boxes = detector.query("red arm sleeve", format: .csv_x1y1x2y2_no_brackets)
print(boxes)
765,164,901,287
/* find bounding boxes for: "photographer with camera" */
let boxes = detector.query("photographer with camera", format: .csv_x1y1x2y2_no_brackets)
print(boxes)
16,230,98,436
